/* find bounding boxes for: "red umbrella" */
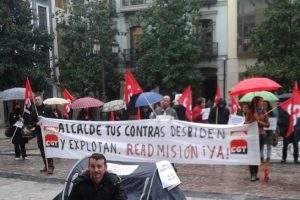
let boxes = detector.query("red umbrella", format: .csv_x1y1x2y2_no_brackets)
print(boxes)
230,77,282,96
70,97,104,109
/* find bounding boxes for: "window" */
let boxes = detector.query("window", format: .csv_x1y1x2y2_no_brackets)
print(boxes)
237,0,268,57
129,26,143,68
122,0,147,7
38,6,48,31
130,26,143,50
55,0,67,10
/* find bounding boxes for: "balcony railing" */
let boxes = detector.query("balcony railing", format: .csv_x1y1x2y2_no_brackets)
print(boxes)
120,0,150,12
201,0,217,7
199,42,218,59
122,0,148,7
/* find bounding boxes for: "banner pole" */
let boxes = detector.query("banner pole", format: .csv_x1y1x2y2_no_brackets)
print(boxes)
215,106,218,124
264,105,280,116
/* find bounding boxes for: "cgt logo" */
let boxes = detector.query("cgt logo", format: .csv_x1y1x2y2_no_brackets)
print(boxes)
44,126,59,148
230,130,248,155
45,134,59,148
230,139,248,154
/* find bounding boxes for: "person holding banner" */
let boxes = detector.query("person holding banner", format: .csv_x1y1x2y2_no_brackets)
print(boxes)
34,96,55,174
245,96,269,181
68,153,127,200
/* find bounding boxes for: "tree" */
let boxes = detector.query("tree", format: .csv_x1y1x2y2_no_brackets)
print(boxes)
57,0,119,99
135,0,213,93
0,0,53,92
244,0,300,90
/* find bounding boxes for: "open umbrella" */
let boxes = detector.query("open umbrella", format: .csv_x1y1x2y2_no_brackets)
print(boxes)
102,100,125,112
0,87,25,101
70,97,103,109
230,77,282,96
135,92,163,107
239,91,279,102
43,97,69,105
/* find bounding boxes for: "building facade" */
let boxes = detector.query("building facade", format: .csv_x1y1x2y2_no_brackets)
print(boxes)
115,0,228,100
227,0,268,98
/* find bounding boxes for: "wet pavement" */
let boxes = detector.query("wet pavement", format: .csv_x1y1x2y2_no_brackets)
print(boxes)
0,129,299,200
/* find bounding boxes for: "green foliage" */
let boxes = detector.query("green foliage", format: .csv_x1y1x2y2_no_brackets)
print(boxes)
57,0,120,99
245,0,300,90
135,0,212,93
0,0,53,92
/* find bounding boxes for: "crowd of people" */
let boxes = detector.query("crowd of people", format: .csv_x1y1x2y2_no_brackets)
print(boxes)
6,94,299,182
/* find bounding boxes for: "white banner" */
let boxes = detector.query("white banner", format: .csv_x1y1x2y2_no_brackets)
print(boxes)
40,117,260,165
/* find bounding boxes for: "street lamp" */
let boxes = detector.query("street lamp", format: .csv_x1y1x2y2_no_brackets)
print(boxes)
112,42,119,54
93,39,106,101
220,56,228,99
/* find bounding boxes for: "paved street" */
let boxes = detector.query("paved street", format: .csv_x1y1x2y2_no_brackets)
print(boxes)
0,130,299,200
0,177,63,200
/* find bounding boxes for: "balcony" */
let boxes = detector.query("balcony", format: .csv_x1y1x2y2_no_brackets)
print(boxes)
201,0,217,7
120,0,151,12
199,42,218,59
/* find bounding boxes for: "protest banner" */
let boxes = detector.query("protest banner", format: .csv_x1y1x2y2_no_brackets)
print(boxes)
40,117,260,165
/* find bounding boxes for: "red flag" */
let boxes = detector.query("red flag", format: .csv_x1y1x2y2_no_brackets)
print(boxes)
280,82,300,138
178,85,192,121
230,95,240,114
214,85,221,106
136,108,141,120
109,111,115,121
62,89,74,118
24,78,34,114
123,70,143,105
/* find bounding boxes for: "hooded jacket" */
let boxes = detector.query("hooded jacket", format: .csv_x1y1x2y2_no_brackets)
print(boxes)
208,99,230,124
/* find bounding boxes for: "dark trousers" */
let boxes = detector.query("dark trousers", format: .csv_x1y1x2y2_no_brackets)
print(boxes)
282,137,299,161
249,165,258,176
37,133,54,167
14,143,27,158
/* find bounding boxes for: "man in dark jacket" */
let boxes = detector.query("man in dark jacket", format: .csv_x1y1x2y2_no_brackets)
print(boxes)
208,98,230,124
33,96,55,174
278,107,299,164
68,153,127,200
